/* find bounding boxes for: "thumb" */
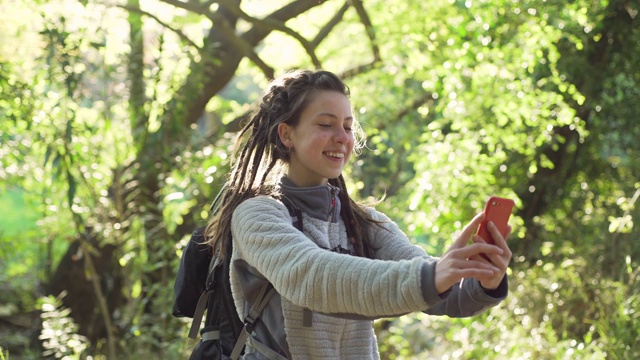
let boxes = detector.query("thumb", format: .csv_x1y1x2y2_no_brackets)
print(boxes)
452,212,485,249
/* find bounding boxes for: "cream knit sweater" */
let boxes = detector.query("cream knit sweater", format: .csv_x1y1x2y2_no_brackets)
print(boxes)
230,181,507,359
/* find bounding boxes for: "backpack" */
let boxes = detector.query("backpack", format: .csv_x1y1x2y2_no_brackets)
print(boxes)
172,191,302,360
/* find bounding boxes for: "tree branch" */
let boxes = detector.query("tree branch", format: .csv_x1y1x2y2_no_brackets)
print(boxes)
339,60,379,79
349,0,380,62
310,2,350,48
212,12,275,79
158,0,211,16
159,0,330,132
118,4,200,50
242,0,330,44
216,0,322,68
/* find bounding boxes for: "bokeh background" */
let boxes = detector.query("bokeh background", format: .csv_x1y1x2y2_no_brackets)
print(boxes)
1,0,639,358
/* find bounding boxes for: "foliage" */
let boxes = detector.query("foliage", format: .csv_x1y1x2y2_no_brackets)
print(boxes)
377,258,640,360
0,0,639,358
38,293,89,359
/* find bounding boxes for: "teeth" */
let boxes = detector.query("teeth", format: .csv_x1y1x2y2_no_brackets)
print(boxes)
325,152,344,158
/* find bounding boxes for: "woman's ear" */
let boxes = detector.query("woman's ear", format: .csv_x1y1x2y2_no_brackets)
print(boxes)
278,123,292,148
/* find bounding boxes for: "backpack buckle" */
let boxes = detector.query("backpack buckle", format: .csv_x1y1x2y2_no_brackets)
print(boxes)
244,319,257,333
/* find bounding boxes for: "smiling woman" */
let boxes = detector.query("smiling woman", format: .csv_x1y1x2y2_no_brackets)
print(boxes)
198,69,511,359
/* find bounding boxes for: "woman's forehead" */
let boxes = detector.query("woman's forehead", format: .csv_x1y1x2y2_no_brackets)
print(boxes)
303,91,352,116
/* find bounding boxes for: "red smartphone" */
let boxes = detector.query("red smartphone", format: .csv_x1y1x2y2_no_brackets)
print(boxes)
476,196,514,244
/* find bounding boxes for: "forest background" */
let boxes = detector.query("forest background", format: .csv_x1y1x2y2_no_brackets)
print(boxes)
0,0,639,359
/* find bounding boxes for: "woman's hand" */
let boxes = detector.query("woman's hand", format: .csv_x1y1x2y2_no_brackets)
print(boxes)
434,213,510,294
470,219,513,290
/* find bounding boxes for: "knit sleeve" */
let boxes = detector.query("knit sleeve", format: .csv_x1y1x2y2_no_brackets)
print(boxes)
363,207,508,317
364,207,431,261
231,196,433,317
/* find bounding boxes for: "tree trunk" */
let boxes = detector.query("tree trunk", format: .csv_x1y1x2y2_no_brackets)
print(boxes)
47,237,123,345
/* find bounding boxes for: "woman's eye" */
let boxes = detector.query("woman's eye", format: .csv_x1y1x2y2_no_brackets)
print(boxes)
344,127,352,132
319,124,331,128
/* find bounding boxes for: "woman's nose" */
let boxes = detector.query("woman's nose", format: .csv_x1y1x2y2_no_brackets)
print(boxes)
334,127,349,144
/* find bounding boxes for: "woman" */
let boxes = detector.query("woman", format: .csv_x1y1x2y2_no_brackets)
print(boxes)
205,69,511,359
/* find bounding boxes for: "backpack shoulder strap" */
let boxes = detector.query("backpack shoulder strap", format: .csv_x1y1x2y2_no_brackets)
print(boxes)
230,285,279,360
187,254,221,339
192,194,303,358
280,196,303,232
228,195,303,360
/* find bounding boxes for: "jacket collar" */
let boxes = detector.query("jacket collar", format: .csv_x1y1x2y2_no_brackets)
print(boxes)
278,177,341,223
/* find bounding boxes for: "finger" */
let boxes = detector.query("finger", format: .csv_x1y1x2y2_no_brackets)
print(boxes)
469,237,510,269
453,258,501,276
459,269,497,279
471,234,489,245
453,242,503,259
487,222,512,253
493,230,513,262
469,253,494,265
484,249,512,274
482,252,508,270
471,234,503,257
461,257,500,270
452,213,485,249
468,254,501,270
436,257,498,292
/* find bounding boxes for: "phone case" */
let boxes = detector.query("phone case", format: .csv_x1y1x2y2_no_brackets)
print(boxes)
477,196,514,244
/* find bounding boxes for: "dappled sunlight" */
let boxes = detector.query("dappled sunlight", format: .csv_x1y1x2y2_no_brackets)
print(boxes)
1,0,639,358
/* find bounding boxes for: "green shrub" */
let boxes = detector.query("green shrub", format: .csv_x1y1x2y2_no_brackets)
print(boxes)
376,257,639,359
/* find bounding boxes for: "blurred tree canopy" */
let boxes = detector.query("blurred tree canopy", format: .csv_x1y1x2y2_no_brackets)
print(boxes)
0,0,639,358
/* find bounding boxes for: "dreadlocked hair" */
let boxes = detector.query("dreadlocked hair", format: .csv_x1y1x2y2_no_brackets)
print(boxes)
205,69,379,259
328,175,386,259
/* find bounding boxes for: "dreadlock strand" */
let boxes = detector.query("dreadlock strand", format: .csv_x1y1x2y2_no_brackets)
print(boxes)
206,124,258,255
260,158,279,190
236,145,257,192
232,110,267,190
231,139,252,188
240,111,274,194
247,142,268,189
334,176,365,258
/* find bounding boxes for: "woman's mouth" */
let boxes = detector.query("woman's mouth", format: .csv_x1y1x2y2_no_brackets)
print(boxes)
324,151,344,159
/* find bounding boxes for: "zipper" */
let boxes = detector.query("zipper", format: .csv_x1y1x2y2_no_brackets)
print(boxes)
329,186,336,220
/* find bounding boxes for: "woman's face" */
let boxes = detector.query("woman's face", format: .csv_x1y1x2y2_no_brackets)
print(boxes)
278,90,355,187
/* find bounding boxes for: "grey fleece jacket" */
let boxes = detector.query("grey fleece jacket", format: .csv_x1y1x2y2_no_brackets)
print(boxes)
229,179,508,359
